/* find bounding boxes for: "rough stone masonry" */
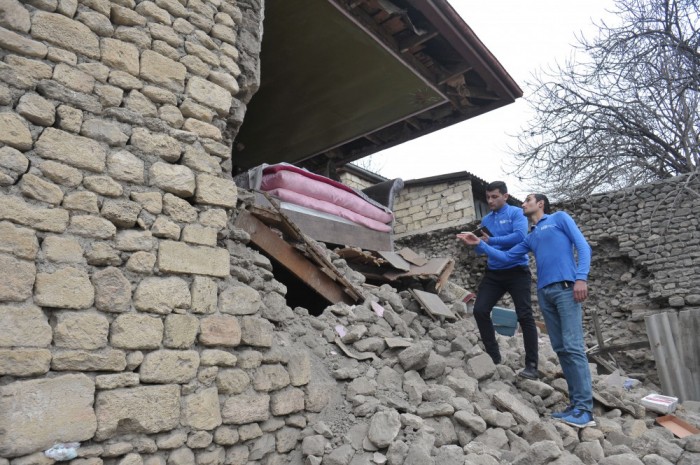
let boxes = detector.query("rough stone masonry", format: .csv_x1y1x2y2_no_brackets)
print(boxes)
1,1,700,465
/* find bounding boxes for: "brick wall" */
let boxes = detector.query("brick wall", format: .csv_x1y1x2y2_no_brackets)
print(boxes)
393,179,476,238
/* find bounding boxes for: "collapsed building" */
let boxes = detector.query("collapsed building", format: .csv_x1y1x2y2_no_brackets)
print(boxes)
1,1,700,465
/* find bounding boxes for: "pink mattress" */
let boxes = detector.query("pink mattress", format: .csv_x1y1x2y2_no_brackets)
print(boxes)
266,188,392,232
260,165,394,227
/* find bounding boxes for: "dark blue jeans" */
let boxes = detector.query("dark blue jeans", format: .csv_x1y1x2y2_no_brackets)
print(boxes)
473,266,538,368
538,281,593,412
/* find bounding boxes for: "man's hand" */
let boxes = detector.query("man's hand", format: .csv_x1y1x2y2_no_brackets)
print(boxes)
456,232,481,246
573,280,588,302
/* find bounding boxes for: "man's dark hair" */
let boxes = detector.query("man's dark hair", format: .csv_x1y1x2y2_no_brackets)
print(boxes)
533,193,551,214
485,181,507,194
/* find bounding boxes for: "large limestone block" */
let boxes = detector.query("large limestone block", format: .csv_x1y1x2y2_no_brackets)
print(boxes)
0,253,35,301
31,11,100,58
101,199,141,228
69,214,118,239
20,173,64,205
0,374,97,457
368,410,401,448
81,118,129,147
95,384,180,440
0,221,39,260
149,162,195,197
253,364,290,392
0,348,51,376
288,350,311,387
35,128,106,172
139,350,199,383
191,276,218,314
270,387,305,416
0,146,29,173
162,193,197,222
130,128,181,162
0,0,31,33
240,316,273,348
111,313,164,349
101,38,139,75
0,113,32,150
218,285,261,315
17,92,55,126
93,266,132,312
54,311,109,349
51,348,127,371
40,160,83,188
222,393,270,425
163,313,199,349
181,387,222,430
34,267,95,309
0,303,51,347
158,241,230,277
492,391,540,424
108,150,145,183
0,27,47,58
216,368,249,394
115,230,157,251
186,76,232,115
398,341,433,371
140,50,186,92
200,315,241,347
195,175,237,207
0,194,69,232
134,276,191,314
42,235,84,263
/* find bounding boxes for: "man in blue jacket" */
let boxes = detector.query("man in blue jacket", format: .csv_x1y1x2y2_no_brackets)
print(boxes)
457,193,595,428
468,181,539,380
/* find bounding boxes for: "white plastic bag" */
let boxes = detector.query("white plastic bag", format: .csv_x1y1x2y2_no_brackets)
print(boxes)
44,443,80,461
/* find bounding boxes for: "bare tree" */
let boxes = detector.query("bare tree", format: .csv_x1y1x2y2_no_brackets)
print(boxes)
511,0,699,199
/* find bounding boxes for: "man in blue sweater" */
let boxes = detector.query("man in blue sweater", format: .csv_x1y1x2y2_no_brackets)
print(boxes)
457,193,595,428
468,181,539,380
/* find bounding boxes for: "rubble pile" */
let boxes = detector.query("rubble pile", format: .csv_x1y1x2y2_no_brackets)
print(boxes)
265,245,700,465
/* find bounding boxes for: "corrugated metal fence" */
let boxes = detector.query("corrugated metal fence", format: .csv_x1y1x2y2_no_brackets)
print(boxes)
645,309,700,401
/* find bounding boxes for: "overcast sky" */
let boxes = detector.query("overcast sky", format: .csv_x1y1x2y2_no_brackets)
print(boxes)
368,0,618,198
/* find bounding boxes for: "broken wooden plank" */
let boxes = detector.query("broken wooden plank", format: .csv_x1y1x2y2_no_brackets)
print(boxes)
397,247,428,266
377,251,411,271
259,192,364,302
434,258,454,292
233,210,356,306
587,340,650,356
336,247,385,266
409,289,456,320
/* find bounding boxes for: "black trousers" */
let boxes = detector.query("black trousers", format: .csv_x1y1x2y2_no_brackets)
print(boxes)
473,266,539,367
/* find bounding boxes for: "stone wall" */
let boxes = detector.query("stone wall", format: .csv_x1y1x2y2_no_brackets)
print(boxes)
396,174,700,377
393,179,475,238
0,0,285,461
337,171,373,191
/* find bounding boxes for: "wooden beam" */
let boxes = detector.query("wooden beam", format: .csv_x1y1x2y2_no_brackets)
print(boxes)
587,340,650,356
437,63,474,85
233,210,356,305
399,30,439,53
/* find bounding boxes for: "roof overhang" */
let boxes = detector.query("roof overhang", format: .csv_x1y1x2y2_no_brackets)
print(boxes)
232,0,522,175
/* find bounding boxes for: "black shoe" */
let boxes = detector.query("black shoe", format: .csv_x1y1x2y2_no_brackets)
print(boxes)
490,354,502,365
518,365,539,380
